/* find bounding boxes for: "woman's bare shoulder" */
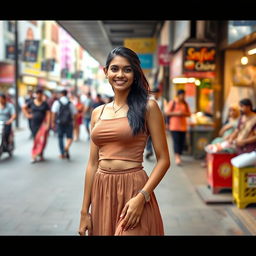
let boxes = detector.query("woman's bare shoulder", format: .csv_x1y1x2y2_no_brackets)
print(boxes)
91,104,106,122
146,99,160,113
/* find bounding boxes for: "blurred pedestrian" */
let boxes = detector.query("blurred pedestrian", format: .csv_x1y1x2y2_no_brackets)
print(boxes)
0,93,16,153
74,95,84,141
146,88,167,160
47,90,59,108
165,89,191,166
22,88,51,163
82,92,93,140
92,94,105,109
51,89,77,159
78,46,170,236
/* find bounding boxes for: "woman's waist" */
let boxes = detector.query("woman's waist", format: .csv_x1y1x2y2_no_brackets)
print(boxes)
98,159,143,172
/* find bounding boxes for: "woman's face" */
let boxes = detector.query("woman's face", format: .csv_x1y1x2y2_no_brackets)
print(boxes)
104,55,134,93
229,108,239,118
36,93,43,101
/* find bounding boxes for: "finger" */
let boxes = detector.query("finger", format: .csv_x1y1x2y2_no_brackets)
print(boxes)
130,217,140,230
78,230,85,236
120,204,129,219
121,211,131,230
123,214,134,231
78,226,87,236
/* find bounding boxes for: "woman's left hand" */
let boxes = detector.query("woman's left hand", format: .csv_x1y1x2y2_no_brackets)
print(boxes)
236,139,246,147
120,193,146,231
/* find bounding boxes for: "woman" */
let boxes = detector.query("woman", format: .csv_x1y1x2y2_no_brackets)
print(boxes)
217,105,240,140
74,95,84,141
164,89,191,166
22,88,51,163
78,47,170,236
206,104,240,153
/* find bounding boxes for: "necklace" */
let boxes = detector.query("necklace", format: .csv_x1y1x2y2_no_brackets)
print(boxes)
112,101,126,114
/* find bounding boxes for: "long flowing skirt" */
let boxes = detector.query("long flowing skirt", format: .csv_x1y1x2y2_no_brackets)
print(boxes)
90,166,164,236
31,120,49,158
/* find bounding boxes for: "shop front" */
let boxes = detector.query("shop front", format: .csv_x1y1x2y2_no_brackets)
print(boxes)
169,41,217,158
222,21,256,121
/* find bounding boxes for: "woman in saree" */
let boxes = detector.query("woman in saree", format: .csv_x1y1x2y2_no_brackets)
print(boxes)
22,88,51,163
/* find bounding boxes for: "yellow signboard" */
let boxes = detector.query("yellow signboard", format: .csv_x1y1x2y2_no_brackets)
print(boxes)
124,38,157,54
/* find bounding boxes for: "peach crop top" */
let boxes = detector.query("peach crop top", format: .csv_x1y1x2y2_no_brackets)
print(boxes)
91,104,149,163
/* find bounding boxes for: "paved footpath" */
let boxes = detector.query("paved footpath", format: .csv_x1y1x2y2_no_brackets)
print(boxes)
0,116,255,235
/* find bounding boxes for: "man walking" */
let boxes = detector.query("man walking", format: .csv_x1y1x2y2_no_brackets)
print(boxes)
51,89,77,159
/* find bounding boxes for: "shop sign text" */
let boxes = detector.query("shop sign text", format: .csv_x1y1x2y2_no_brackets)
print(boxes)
183,46,216,78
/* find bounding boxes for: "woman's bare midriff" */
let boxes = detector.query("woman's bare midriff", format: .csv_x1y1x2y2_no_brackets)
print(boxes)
99,159,142,170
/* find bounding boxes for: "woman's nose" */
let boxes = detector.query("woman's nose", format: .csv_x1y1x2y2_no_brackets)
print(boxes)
116,70,124,77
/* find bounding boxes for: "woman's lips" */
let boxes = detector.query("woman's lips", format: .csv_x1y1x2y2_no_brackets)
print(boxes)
114,80,127,85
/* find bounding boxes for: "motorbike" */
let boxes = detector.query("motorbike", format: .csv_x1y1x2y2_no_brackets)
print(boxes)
0,121,15,159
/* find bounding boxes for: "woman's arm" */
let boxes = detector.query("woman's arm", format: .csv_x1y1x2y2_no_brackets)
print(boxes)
45,110,51,129
141,99,171,195
79,106,104,236
120,99,170,231
236,129,256,147
22,104,32,119
219,123,233,137
80,108,101,215
164,100,179,116
5,105,16,125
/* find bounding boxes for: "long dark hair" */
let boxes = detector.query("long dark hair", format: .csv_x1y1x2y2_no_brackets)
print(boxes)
105,46,150,135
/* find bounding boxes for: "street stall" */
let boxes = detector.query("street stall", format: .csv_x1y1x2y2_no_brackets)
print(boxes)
170,41,217,158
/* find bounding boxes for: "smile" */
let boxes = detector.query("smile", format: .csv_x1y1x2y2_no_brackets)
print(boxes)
114,80,127,85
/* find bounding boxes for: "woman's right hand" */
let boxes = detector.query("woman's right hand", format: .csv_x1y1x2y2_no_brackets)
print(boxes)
27,114,33,119
78,213,92,236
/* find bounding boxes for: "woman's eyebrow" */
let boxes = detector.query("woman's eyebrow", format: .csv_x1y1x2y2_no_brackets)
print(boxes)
110,64,132,68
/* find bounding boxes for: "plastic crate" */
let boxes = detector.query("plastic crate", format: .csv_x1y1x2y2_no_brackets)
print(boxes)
232,166,256,209
207,153,237,194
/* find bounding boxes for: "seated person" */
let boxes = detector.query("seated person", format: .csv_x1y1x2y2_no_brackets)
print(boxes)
205,99,256,154
209,104,240,153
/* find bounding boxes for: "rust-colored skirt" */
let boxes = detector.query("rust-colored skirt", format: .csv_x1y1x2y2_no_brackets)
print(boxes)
90,166,164,236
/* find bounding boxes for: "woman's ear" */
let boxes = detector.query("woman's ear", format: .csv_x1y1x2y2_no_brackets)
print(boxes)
103,67,108,78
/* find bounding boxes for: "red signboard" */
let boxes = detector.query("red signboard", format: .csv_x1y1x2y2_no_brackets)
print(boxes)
0,63,14,83
183,46,216,78
158,45,170,66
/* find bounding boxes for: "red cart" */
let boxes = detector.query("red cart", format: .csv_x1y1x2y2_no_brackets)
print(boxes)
207,152,237,194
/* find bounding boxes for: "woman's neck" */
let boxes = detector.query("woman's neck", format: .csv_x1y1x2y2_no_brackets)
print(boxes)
113,91,129,106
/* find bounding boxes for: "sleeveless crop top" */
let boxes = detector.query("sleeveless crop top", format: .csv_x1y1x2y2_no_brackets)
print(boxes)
91,104,149,163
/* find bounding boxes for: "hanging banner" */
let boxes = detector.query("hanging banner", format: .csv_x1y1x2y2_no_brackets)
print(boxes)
137,54,153,69
23,40,40,62
158,45,170,66
124,38,157,54
183,45,216,78
5,45,15,60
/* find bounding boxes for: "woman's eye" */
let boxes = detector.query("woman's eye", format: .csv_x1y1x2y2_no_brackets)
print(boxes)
124,68,132,73
110,67,118,72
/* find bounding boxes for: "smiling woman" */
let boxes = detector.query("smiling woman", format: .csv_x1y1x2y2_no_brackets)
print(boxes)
78,46,170,236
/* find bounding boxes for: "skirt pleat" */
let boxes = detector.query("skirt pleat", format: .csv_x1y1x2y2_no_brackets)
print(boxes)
90,166,164,236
